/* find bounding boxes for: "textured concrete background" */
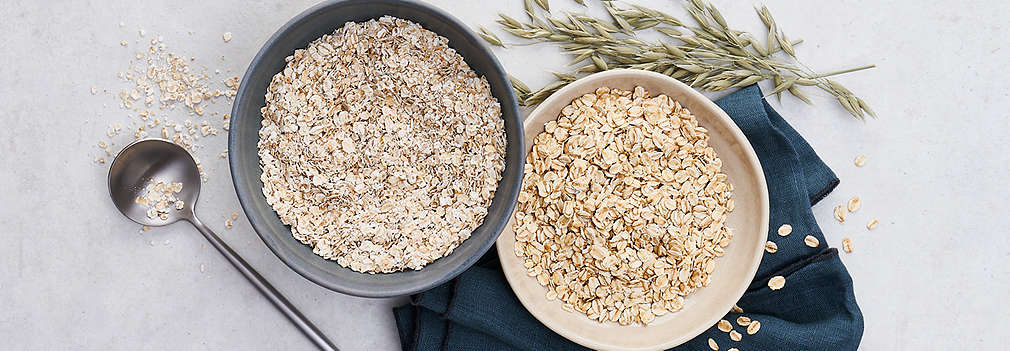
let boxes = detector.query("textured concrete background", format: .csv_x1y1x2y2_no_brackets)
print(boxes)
1,0,1008,349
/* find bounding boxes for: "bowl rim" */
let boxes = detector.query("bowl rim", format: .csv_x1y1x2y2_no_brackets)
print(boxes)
228,0,523,297
496,69,769,350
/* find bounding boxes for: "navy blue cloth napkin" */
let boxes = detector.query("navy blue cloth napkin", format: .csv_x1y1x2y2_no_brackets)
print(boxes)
393,85,864,351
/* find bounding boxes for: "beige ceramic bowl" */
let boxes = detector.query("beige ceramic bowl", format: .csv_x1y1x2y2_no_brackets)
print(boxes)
496,69,769,351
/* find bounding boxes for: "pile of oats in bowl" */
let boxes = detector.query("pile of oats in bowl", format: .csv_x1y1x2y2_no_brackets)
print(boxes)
258,16,506,274
135,179,185,220
514,86,735,325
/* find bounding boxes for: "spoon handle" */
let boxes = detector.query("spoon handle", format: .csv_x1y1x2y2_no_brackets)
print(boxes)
187,215,338,351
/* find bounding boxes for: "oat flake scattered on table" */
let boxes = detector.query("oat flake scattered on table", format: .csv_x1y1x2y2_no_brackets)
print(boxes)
258,16,505,273
866,219,879,230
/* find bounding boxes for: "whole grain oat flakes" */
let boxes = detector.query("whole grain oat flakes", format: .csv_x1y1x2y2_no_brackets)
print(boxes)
258,17,506,273
764,240,778,254
514,86,734,325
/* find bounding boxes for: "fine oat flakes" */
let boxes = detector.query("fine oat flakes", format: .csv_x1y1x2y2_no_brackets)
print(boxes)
258,17,506,273
134,179,184,220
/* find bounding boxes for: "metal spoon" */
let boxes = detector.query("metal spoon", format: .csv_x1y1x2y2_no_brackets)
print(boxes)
108,138,337,351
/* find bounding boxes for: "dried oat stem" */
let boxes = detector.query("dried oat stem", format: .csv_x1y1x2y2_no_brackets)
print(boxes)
482,0,876,119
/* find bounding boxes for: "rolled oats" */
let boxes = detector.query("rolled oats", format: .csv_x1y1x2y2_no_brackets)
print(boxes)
764,241,778,254
736,316,751,326
258,17,506,273
135,179,184,219
746,320,761,335
708,338,719,350
515,86,734,325
866,219,878,230
804,235,820,248
729,330,742,341
717,319,732,332
842,238,853,253
854,154,867,167
777,224,792,236
847,197,861,212
833,205,847,223
768,276,785,290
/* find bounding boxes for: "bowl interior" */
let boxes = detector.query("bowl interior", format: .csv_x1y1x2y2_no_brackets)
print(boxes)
496,69,768,350
229,0,523,297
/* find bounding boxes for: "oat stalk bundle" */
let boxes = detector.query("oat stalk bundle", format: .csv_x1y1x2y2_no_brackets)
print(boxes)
480,0,877,119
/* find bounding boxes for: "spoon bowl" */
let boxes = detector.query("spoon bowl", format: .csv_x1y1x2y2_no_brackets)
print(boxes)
108,139,200,226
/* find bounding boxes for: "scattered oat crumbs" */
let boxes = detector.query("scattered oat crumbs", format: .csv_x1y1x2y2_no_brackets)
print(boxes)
746,320,761,335
842,238,853,253
867,219,879,230
833,205,847,223
736,316,751,326
731,304,743,313
847,197,861,212
777,224,792,236
717,319,732,332
729,330,742,342
140,225,151,233
728,349,739,351
768,276,785,290
120,40,129,46
764,241,778,254
91,86,98,95
95,157,106,164
225,218,233,229
222,32,233,42
804,235,820,248
854,154,867,167
199,263,206,273
708,338,719,350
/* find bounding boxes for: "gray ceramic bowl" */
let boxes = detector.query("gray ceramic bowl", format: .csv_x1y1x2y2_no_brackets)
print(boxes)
228,0,524,297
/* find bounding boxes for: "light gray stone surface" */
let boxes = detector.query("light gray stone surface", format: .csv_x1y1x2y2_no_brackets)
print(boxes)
1,0,1008,350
